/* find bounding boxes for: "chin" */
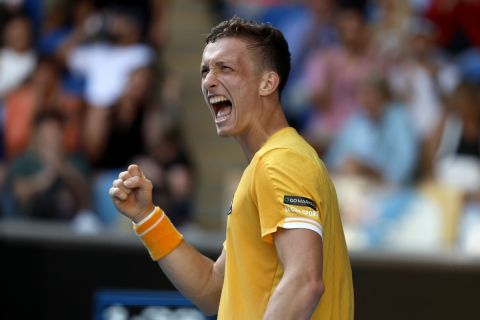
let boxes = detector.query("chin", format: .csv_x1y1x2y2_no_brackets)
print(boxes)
216,128,231,137
216,124,237,137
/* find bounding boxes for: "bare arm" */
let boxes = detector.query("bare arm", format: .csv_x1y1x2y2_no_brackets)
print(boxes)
55,160,91,208
109,164,224,315
422,111,447,178
56,27,87,65
263,228,324,320
84,107,111,163
13,168,56,203
158,245,225,315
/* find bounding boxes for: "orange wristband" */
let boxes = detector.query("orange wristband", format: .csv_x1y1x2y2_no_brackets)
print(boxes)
133,207,183,261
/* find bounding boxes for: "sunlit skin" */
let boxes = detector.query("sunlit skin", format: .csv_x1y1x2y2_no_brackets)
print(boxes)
200,37,288,161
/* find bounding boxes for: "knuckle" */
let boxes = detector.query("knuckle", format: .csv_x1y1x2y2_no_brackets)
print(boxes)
109,187,117,197
119,171,130,180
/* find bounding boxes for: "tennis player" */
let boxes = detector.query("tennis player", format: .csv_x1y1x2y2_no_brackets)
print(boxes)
109,17,353,319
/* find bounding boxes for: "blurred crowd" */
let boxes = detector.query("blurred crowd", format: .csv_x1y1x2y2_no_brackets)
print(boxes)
0,0,479,255
214,0,480,254
0,0,195,230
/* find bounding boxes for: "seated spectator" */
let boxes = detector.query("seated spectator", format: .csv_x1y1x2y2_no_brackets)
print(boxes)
4,56,85,160
302,5,378,155
326,75,418,185
90,66,155,168
4,110,90,221
388,17,459,142
0,14,36,100
56,6,156,180
423,80,480,254
325,76,441,250
58,6,154,109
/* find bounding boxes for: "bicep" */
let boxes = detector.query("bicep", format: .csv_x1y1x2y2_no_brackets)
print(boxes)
273,228,323,279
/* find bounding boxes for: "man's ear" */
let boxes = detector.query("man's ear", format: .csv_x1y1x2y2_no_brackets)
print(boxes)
259,71,280,96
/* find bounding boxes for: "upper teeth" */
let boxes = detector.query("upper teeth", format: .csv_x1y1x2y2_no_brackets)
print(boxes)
209,96,228,104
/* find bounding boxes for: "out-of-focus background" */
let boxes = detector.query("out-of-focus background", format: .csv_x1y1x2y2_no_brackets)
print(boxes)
1,0,479,319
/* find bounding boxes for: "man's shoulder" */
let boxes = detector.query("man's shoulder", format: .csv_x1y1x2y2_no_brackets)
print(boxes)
255,140,327,181
260,129,318,161
256,127,309,154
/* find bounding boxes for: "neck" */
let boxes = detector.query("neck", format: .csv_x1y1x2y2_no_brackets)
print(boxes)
235,102,289,162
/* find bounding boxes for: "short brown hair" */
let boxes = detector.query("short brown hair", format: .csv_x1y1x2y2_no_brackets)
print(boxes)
206,17,291,95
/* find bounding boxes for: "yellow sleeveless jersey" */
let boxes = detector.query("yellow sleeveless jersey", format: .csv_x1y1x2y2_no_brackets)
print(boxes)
217,127,354,319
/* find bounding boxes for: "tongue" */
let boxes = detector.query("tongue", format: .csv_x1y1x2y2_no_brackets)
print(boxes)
217,105,232,118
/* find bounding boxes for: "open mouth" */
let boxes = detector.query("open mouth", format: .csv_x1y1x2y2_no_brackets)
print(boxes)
209,96,233,123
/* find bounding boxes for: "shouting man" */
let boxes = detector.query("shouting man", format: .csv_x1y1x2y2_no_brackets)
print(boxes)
109,17,354,319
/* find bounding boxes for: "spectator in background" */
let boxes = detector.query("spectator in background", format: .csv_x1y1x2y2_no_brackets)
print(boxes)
0,12,36,217
0,14,36,100
425,0,480,55
144,127,195,226
38,0,96,56
91,66,156,169
422,81,480,254
90,66,194,227
4,110,90,220
268,0,339,130
302,4,377,155
326,75,418,185
370,0,413,68
59,6,154,111
325,75,445,250
388,17,459,144
4,56,85,160
57,6,155,168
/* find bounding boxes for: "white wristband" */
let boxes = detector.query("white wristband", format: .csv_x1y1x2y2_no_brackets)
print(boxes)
133,207,158,227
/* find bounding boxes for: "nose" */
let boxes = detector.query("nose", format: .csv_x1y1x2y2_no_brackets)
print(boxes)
203,70,217,90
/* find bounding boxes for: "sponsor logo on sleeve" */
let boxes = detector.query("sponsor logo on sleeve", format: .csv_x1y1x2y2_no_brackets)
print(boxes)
283,195,319,218
284,205,319,218
283,196,317,210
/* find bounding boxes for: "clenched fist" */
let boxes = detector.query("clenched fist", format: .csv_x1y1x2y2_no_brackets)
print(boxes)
109,164,156,223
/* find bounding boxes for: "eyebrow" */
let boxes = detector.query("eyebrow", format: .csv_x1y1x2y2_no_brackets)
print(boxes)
200,60,235,75
201,59,235,68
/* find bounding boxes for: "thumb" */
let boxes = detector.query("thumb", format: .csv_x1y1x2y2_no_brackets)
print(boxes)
128,164,145,178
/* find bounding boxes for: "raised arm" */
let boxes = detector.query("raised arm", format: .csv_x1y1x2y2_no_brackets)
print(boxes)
109,164,224,315
263,228,324,320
